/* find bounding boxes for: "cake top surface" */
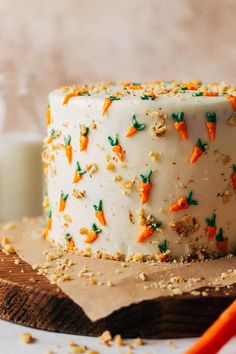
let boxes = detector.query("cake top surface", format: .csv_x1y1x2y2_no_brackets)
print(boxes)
51,80,236,102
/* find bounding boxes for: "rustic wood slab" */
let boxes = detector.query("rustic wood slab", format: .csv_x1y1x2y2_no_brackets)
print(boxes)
0,249,235,339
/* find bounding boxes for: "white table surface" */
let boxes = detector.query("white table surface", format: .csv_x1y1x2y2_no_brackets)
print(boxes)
0,319,235,354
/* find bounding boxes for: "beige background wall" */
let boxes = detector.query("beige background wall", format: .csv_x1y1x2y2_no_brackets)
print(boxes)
0,0,235,128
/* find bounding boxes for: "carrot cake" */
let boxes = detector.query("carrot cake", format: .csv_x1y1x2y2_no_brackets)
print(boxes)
43,81,236,261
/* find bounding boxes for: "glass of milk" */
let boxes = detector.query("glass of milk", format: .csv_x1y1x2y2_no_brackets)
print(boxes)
0,72,44,221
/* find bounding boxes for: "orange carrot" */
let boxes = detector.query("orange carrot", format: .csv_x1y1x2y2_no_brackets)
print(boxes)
231,164,236,189
93,200,106,226
139,170,152,204
205,112,217,141
47,129,56,144
103,96,121,116
169,191,198,213
226,94,236,111
172,112,188,141
43,209,52,238
46,105,51,127
73,162,87,184
126,114,145,137
64,135,72,164
137,221,162,242
103,98,112,115
128,83,143,90
190,139,208,164
108,134,125,161
63,89,89,105
64,233,75,251
216,228,228,253
59,192,69,212
185,300,236,354
84,223,102,243
205,213,217,240
80,126,89,151
158,239,169,262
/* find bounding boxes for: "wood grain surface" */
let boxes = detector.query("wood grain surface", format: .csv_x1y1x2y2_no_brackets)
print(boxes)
0,249,235,339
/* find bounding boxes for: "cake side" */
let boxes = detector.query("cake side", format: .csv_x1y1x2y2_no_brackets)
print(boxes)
43,81,236,261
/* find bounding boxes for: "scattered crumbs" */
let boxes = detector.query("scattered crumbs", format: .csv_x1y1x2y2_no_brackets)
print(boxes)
14,258,20,265
2,222,16,231
20,332,34,344
106,162,116,172
106,281,114,287
2,244,16,255
148,150,160,162
137,272,147,281
86,163,98,174
132,337,144,346
113,175,123,182
68,340,87,353
114,334,124,346
88,277,97,285
99,330,112,346
190,290,201,296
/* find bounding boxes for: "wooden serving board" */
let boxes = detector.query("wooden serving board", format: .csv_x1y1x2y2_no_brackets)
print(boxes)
0,249,235,339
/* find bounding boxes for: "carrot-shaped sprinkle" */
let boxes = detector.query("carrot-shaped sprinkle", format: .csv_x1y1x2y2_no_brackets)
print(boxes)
46,105,51,127
126,114,145,137
139,170,152,204
43,209,52,238
64,135,72,164
203,91,218,96
226,94,236,111
80,126,89,151
73,162,87,184
141,94,155,100
64,233,75,251
205,112,217,141
47,129,57,144
103,96,121,116
59,192,69,212
137,221,162,243
190,139,208,164
158,239,169,262
216,228,228,253
205,213,217,240
93,200,106,226
169,191,198,213
185,300,236,354
231,164,236,189
128,83,144,90
63,89,90,105
85,223,102,244
108,134,125,161
172,112,188,141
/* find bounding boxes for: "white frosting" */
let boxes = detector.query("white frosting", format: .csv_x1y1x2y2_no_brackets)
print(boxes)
44,83,236,260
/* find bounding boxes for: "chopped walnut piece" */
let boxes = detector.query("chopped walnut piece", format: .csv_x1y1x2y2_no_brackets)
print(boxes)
114,334,124,346
20,332,34,344
152,123,167,137
149,151,160,162
106,162,116,171
69,341,87,353
99,330,112,346
73,189,86,199
132,337,144,346
86,163,98,174
137,272,147,281
170,214,200,237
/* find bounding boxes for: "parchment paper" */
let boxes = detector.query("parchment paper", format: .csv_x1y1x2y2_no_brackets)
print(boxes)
0,217,236,322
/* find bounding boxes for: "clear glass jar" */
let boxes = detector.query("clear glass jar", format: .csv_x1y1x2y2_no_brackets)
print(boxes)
0,72,44,221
